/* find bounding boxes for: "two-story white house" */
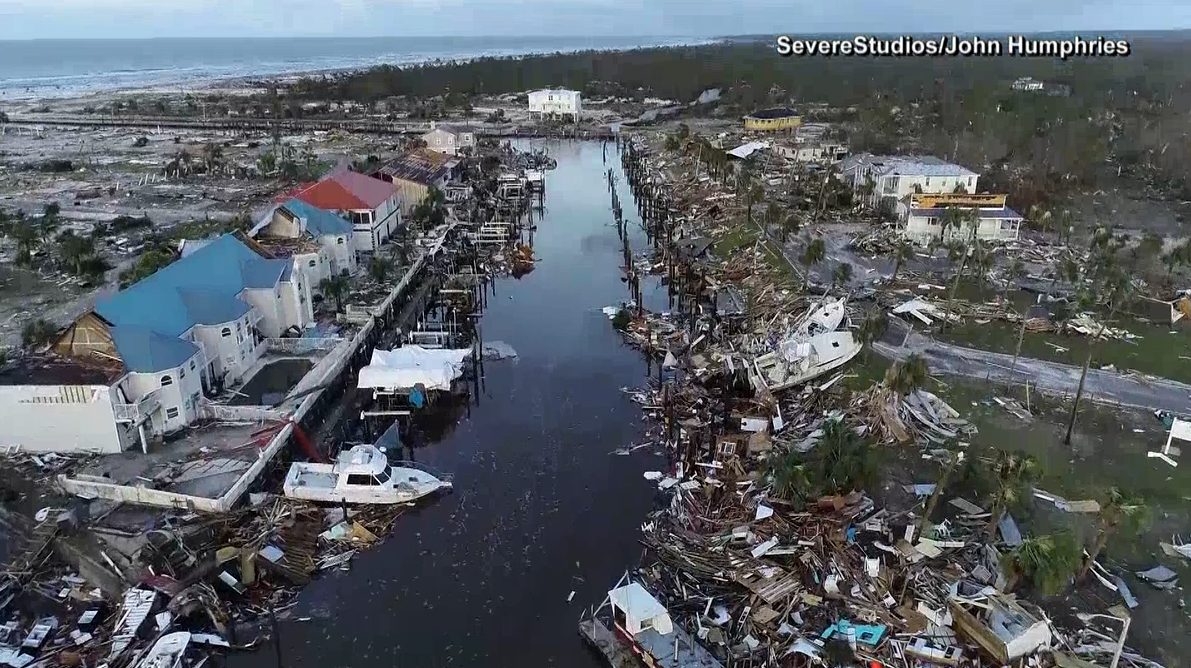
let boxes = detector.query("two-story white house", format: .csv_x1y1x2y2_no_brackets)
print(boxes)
291,169,402,254
528,89,582,119
839,154,979,213
901,193,1023,246
251,198,358,288
3,233,315,453
420,123,476,156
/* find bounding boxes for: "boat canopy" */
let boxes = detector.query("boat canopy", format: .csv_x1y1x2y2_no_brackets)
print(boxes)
608,583,673,636
356,346,472,391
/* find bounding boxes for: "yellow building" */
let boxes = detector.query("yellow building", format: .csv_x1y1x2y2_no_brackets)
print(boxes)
743,108,802,131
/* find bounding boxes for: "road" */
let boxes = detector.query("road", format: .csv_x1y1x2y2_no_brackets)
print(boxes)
874,317,1191,413
751,218,1191,413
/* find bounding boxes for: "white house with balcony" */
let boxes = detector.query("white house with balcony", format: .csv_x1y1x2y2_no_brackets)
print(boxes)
251,198,359,288
0,233,316,454
528,89,582,119
839,154,979,213
901,193,1023,246
291,169,402,254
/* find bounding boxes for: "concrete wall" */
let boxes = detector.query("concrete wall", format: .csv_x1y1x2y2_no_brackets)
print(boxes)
263,208,303,238
241,287,285,338
0,385,125,453
192,310,257,385
122,350,204,432
320,234,355,276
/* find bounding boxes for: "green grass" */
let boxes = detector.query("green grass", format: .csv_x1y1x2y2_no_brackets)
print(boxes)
924,278,1191,384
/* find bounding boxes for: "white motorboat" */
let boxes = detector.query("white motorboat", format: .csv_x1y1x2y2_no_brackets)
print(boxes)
751,331,862,393
283,444,453,505
137,632,190,668
791,296,847,339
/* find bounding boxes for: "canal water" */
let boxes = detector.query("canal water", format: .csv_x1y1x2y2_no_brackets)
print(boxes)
236,140,669,668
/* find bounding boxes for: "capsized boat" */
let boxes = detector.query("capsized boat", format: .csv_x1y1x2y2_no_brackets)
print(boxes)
751,330,862,394
283,443,453,505
791,296,847,339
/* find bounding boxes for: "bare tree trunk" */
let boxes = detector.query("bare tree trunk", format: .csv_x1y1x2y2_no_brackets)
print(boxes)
917,457,957,537
1078,528,1109,582
941,252,969,333
1064,304,1120,445
1008,315,1028,389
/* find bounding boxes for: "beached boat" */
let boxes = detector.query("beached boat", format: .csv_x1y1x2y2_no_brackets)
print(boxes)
579,574,722,668
751,330,862,394
792,296,847,339
137,632,190,668
282,443,453,505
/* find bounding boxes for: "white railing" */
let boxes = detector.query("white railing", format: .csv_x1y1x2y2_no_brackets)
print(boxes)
112,389,161,423
264,337,345,355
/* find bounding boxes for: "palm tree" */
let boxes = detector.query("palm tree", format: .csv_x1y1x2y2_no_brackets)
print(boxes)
855,310,887,361
812,420,876,495
38,203,60,247
799,236,826,291
764,201,782,233
1078,488,1151,582
985,450,1041,535
918,448,964,537
12,220,39,266
1064,264,1133,445
318,274,351,313
831,261,853,294
202,142,224,175
884,353,928,395
1027,204,1052,235
1002,531,1081,596
779,214,800,243
746,184,764,226
57,230,95,275
368,254,394,283
888,239,913,284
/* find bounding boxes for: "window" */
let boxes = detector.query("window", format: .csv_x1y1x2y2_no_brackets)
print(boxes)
924,177,931,187
190,360,196,371
308,259,316,267
221,327,231,337
237,333,243,344
236,322,242,334
160,375,173,386
882,176,899,194
346,474,377,486
337,237,344,245
166,407,179,419
374,466,392,484
179,367,186,378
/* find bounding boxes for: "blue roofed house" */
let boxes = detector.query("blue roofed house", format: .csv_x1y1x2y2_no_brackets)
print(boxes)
1,233,315,454
838,154,980,211
250,198,359,288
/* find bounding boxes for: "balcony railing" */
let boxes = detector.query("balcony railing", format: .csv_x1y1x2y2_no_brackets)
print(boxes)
113,389,161,424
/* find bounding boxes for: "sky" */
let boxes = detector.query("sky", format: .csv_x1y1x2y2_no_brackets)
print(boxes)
1,0,1190,40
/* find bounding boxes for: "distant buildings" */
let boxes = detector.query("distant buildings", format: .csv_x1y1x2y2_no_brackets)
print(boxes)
743,108,802,132
528,89,582,119
421,123,477,156
2,232,315,453
840,154,979,210
1011,77,1071,97
375,148,459,216
287,169,402,253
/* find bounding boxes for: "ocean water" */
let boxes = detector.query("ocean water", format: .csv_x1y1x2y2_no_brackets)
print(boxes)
0,36,707,100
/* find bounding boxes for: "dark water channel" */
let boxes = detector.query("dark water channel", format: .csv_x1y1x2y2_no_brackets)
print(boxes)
232,140,670,668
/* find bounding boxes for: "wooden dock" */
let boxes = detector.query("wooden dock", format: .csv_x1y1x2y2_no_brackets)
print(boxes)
3,114,616,139
579,618,640,668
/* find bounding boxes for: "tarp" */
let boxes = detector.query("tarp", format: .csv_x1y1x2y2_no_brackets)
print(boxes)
356,346,471,391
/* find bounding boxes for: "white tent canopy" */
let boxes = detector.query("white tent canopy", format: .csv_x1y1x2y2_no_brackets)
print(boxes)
356,346,472,391
608,583,673,636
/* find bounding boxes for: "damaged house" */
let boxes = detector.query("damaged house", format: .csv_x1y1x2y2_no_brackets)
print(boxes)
0,234,313,454
375,148,459,216
287,168,403,253
251,198,360,288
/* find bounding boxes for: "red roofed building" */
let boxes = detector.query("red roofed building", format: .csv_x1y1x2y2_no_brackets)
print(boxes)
290,169,402,253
